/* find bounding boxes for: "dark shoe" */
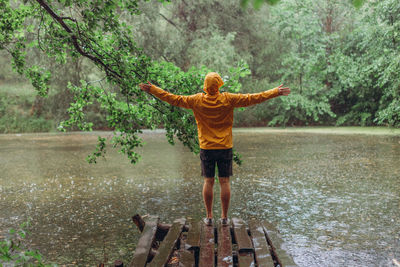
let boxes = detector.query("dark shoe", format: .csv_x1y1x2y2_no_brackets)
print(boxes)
220,218,230,226
203,218,213,226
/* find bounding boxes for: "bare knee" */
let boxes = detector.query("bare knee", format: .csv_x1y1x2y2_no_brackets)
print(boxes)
204,177,215,186
219,177,230,185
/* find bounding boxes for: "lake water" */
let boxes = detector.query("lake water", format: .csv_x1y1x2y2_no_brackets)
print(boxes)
0,129,399,266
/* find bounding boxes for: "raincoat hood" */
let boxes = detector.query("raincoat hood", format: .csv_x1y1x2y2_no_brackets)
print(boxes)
203,72,224,95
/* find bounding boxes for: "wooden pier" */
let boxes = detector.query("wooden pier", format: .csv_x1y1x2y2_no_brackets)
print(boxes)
127,214,297,267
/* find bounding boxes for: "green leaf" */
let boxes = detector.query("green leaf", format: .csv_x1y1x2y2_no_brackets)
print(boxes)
265,0,280,5
352,0,365,8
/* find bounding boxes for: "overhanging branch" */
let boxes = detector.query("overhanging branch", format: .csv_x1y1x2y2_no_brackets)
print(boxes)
159,13,181,32
35,0,123,80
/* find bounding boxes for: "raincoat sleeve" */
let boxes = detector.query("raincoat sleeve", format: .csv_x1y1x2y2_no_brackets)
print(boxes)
148,85,196,109
227,88,280,108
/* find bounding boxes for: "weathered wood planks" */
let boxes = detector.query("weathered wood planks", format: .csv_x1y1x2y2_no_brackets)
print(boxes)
263,221,297,267
217,222,233,267
127,215,297,267
147,218,185,267
179,250,196,267
185,218,201,251
232,218,253,252
130,215,159,267
232,218,255,266
249,219,275,267
237,252,255,267
199,221,215,267
179,218,201,266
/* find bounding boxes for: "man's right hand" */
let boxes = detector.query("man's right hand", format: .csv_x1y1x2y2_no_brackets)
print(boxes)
139,82,152,92
277,84,290,96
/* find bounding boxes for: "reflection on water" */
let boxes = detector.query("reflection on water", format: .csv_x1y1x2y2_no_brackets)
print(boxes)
0,130,399,266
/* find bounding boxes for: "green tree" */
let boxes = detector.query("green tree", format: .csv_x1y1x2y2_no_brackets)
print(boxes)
252,0,352,126
129,0,254,75
0,0,249,164
332,0,400,127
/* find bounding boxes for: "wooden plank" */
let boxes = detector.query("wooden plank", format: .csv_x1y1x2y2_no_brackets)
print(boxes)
199,221,215,267
262,221,297,267
130,215,159,267
178,221,196,267
148,218,186,267
237,252,254,267
217,221,233,267
179,250,195,267
248,219,274,267
185,218,201,251
232,218,253,252
232,218,254,267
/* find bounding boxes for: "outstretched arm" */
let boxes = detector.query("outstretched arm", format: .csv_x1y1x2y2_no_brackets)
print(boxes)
139,82,195,109
228,84,290,107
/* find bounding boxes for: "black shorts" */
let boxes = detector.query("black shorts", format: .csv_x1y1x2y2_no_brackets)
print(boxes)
200,148,233,178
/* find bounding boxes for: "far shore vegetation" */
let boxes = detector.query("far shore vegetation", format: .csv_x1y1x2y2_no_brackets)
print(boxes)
1,0,399,163
1,80,399,135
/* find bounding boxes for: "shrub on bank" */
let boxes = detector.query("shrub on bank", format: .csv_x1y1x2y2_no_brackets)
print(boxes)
0,114,53,134
0,93,53,134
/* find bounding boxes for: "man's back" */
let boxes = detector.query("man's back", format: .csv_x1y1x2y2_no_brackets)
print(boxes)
191,92,236,149
145,72,280,149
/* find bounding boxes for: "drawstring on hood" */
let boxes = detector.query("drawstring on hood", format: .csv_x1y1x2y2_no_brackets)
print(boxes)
203,72,224,95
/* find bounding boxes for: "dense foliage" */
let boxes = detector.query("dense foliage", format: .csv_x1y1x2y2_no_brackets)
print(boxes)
332,0,400,127
0,0,399,164
129,0,399,128
0,0,248,164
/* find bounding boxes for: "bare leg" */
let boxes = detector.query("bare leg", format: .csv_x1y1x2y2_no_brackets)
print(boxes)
202,177,215,218
219,177,230,219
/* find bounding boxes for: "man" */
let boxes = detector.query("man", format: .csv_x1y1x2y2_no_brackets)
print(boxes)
139,72,290,226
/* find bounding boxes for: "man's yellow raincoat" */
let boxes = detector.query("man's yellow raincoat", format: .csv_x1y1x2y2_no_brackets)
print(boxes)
148,72,279,150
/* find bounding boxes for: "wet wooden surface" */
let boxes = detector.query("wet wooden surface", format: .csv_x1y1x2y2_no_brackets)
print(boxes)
237,251,255,267
129,216,297,267
263,221,297,267
232,218,253,252
199,222,215,267
148,218,185,267
249,219,275,267
185,218,201,251
232,218,254,266
130,215,159,267
179,250,196,267
177,220,196,267
217,222,233,267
